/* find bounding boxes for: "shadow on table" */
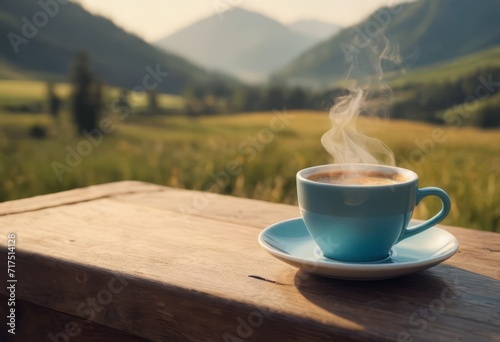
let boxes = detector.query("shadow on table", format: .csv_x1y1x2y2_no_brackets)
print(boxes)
293,264,500,340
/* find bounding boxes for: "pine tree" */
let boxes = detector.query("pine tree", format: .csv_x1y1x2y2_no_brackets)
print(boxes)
70,52,100,134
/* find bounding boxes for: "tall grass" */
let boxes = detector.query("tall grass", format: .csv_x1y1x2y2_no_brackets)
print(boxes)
0,110,498,232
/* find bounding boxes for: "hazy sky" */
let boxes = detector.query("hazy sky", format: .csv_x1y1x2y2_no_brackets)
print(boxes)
75,0,407,42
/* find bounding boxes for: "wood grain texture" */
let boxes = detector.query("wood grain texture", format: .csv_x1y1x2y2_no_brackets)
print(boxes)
0,295,150,342
0,181,499,342
0,181,164,216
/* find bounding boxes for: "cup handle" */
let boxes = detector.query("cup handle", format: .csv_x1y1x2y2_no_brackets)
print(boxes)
398,187,451,242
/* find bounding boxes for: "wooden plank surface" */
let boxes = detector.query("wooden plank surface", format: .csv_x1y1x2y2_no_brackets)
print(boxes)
0,181,499,341
0,181,164,216
0,295,150,342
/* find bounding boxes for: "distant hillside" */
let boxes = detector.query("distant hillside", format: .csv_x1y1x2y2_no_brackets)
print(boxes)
288,20,341,41
383,46,500,127
388,46,500,87
0,59,37,80
0,0,232,93
156,7,317,83
277,0,500,86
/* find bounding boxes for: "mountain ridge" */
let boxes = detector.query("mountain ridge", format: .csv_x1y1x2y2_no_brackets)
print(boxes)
156,7,318,82
277,0,500,87
0,0,235,93
288,19,342,41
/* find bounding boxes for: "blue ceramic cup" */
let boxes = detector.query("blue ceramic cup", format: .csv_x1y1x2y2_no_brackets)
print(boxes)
297,164,451,262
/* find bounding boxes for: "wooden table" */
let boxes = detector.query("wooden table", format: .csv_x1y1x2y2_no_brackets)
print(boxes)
0,181,499,341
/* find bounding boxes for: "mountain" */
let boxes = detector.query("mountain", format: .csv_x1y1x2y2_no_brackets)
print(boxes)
0,0,232,93
388,46,500,88
156,7,317,83
288,20,341,41
277,0,500,87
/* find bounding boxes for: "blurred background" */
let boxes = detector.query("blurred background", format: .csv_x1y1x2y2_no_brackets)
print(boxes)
0,0,499,232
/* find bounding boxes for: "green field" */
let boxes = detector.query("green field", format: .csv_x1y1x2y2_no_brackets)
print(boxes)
0,80,185,110
0,108,499,232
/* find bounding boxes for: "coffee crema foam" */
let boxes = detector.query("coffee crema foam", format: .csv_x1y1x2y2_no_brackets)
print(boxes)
307,171,408,185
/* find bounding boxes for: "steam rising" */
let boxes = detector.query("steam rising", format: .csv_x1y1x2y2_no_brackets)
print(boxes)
322,34,401,166
321,89,395,165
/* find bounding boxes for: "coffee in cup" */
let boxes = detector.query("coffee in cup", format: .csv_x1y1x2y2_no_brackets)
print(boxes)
307,170,408,186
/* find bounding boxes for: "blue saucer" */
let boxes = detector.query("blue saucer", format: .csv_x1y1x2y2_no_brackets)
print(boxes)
258,218,459,280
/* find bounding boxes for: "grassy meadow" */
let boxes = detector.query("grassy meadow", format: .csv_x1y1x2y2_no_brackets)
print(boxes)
0,80,185,110
0,107,499,232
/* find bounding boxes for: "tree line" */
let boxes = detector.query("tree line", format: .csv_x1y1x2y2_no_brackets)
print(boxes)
7,51,500,136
